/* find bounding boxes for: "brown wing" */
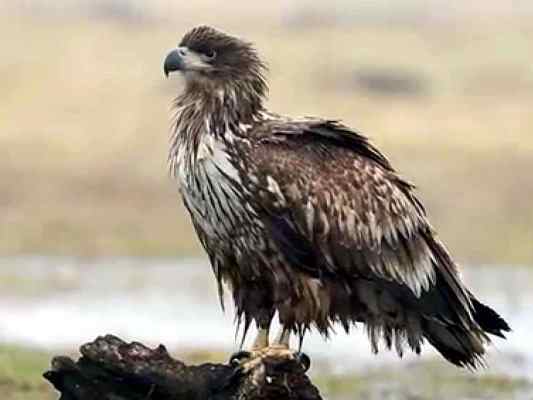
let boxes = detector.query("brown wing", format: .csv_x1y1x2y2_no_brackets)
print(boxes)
245,119,470,306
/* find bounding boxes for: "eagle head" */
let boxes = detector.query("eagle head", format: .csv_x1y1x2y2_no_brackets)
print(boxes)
164,26,266,97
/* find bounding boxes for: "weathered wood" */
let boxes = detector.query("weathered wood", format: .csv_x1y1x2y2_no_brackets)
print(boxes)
43,335,323,400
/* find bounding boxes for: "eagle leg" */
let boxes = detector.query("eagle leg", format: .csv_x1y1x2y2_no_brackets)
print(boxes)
273,326,291,347
229,322,271,366
230,326,310,373
252,327,270,350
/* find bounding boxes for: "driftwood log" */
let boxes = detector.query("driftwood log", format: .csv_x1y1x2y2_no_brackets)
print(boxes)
44,335,323,400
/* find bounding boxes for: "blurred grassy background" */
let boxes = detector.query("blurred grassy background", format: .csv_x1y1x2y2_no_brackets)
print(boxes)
1,0,533,263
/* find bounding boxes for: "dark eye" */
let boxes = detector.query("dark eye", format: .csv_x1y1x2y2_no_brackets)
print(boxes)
204,50,216,60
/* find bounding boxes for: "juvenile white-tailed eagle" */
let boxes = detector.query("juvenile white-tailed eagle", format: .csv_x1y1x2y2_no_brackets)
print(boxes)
163,26,509,369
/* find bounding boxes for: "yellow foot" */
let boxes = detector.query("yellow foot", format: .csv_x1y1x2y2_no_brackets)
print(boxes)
229,346,310,373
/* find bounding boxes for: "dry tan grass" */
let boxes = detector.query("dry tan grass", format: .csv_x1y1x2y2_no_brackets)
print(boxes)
1,10,532,263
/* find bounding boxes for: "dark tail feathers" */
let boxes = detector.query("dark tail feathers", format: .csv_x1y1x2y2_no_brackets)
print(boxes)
471,296,511,338
423,296,510,369
420,233,511,368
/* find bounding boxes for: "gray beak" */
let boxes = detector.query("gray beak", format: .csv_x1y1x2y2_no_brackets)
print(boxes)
164,49,184,77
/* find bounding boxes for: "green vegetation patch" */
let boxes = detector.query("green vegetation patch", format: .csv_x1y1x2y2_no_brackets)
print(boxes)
315,360,532,400
0,345,55,400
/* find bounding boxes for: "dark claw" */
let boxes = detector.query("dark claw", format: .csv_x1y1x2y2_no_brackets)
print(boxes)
296,352,311,372
229,350,252,366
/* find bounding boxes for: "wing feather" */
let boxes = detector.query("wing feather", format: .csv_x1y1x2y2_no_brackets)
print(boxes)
245,119,467,303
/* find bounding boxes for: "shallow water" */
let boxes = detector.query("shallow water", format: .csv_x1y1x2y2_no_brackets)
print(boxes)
0,256,531,378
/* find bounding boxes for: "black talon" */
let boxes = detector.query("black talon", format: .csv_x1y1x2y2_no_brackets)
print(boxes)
229,350,252,366
296,352,311,372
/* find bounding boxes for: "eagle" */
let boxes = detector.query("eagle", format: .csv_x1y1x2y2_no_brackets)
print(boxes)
163,26,509,369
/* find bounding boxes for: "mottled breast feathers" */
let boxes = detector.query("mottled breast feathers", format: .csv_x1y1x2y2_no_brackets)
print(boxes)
242,119,466,303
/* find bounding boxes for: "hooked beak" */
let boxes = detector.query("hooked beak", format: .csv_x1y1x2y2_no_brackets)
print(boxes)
163,49,184,77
